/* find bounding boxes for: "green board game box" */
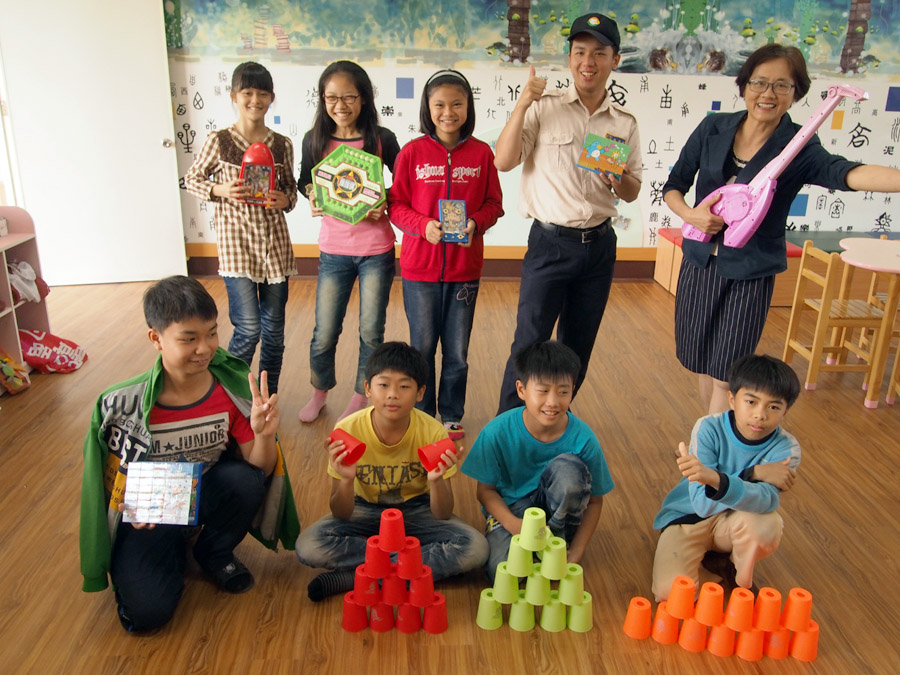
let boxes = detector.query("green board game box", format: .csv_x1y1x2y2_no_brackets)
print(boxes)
312,145,386,225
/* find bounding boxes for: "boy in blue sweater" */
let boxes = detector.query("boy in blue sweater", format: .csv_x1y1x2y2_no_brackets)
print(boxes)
463,341,614,581
652,354,801,601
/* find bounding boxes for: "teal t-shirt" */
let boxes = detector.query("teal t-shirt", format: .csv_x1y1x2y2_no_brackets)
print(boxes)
462,408,614,505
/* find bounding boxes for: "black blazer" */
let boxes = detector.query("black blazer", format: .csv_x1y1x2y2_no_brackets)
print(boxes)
663,111,860,280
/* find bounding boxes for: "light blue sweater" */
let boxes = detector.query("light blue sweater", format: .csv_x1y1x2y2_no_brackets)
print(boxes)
653,411,801,530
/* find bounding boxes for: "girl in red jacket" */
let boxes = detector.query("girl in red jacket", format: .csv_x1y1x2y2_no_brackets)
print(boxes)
388,70,504,440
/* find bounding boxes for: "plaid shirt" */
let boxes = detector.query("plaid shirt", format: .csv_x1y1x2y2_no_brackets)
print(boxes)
185,127,298,282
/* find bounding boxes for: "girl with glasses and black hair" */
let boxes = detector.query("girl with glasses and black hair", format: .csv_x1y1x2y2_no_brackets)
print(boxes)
297,61,402,423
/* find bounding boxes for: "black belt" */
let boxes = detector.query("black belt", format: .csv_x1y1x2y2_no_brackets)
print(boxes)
535,219,610,243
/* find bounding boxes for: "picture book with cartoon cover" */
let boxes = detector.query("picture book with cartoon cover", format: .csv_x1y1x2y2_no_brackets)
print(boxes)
577,133,631,180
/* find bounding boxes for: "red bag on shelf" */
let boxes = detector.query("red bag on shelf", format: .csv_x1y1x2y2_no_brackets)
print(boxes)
18,329,88,373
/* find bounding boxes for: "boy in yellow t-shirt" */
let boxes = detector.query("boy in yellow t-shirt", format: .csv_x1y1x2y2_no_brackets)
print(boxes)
295,341,488,600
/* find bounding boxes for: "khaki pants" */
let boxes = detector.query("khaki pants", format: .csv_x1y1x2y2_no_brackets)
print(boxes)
651,510,783,602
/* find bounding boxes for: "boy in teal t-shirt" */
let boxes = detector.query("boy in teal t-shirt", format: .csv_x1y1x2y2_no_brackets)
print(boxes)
463,341,614,581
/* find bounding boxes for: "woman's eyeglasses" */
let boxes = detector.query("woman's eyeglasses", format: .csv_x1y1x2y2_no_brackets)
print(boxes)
323,94,360,105
747,80,795,96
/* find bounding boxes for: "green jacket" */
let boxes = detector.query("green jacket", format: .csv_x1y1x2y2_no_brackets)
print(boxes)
80,347,300,592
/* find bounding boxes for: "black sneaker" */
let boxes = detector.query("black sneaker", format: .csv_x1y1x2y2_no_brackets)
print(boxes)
202,556,255,594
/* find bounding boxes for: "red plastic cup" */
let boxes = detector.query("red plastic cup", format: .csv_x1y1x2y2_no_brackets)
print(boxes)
422,592,448,634
353,564,381,606
396,602,422,633
409,565,435,608
341,591,368,632
622,597,652,640
328,428,366,465
378,508,406,552
781,587,813,632
694,582,724,627
417,438,457,472
790,619,819,662
724,588,755,632
735,628,764,662
666,575,696,620
678,617,708,653
764,626,791,660
651,601,680,645
382,570,408,606
753,586,782,632
397,536,423,580
365,536,391,579
706,624,735,658
369,602,395,632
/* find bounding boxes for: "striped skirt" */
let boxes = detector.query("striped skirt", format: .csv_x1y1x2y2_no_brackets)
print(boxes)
674,257,775,381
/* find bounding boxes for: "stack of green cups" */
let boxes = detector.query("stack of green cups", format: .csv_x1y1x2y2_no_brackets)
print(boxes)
475,508,595,633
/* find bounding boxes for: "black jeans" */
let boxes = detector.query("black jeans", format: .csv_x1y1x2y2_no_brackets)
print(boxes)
110,457,265,631
498,221,616,413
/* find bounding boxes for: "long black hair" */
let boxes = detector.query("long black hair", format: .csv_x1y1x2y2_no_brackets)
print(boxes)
308,60,380,161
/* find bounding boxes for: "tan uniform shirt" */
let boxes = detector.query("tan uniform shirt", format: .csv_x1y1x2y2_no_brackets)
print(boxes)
517,84,642,229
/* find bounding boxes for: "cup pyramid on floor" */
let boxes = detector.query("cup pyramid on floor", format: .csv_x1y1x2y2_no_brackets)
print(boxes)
340,508,447,634
476,507,593,632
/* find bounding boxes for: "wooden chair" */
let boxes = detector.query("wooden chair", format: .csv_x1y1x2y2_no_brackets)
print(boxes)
783,240,886,391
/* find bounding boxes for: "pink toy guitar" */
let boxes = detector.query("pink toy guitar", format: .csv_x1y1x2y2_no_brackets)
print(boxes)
681,84,869,248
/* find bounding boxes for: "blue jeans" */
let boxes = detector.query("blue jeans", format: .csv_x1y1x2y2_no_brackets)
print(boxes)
295,495,489,581
310,251,395,394
223,277,289,393
483,454,592,582
498,221,616,413
402,278,479,422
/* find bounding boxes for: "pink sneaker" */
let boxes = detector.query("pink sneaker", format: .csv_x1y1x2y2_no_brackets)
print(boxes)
443,422,465,441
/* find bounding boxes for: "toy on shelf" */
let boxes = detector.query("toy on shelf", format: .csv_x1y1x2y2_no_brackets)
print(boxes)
681,84,869,248
339,508,446,634
624,581,817,662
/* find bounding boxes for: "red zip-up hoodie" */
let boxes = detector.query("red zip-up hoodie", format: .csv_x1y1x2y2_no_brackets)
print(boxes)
388,135,503,282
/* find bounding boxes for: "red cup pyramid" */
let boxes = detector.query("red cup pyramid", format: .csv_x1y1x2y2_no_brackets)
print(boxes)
340,508,447,634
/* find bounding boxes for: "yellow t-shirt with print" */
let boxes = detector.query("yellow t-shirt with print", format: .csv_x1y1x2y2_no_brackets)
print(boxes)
326,407,455,504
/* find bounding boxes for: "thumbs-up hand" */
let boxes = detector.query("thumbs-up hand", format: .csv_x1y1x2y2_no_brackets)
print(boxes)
675,441,718,487
519,65,547,108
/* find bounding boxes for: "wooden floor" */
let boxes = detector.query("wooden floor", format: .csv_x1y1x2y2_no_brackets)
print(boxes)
1,278,899,674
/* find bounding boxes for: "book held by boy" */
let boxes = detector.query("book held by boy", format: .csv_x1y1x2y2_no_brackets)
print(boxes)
122,462,203,526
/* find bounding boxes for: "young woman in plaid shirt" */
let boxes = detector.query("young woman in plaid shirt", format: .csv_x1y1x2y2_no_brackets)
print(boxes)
185,62,297,393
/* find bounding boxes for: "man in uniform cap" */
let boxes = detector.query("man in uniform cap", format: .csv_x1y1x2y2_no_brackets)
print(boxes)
494,13,643,412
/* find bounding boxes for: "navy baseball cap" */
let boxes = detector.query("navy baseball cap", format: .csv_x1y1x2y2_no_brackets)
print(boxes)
568,13,620,51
